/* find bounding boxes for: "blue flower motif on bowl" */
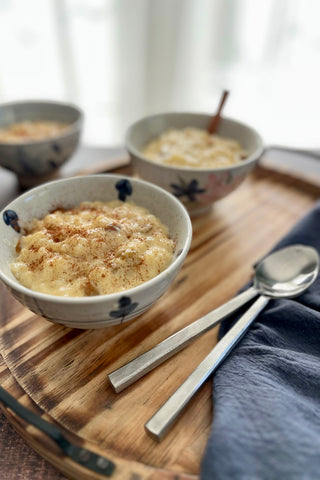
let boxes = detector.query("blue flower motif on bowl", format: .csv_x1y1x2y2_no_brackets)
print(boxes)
115,179,132,201
3,210,20,233
170,178,206,202
110,296,139,323
16,147,38,175
51,143,62,154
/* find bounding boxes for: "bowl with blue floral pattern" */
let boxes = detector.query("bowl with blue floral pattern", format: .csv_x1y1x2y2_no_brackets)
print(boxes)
0,100,83,188
126,112,263,215
0,174,192,329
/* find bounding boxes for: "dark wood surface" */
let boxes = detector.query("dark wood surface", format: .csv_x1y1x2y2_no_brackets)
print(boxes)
0,149,320,480
0,167,63,478
0,147,125,480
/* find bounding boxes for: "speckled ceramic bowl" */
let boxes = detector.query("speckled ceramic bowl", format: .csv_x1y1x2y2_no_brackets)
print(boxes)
0,175,192,329
0,100,83,188
126,112,263,215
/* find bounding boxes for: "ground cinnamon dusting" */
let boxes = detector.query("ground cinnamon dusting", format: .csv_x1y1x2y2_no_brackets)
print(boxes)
11,201,175,296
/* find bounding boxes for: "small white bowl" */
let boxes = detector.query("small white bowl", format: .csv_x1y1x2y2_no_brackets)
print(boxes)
126,112,263,215
0,175,192,329
0,100,83,188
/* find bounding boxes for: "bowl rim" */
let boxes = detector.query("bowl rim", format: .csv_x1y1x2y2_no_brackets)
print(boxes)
126,111,264,173
0,174,192,305
0,99,83,147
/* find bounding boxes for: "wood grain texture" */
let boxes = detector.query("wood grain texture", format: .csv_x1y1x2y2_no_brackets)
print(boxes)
0,164,319,479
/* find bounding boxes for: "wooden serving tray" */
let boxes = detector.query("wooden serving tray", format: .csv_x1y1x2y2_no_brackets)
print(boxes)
0,163,319,480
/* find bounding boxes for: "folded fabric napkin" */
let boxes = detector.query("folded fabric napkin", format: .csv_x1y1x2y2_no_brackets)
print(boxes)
201,201,320,480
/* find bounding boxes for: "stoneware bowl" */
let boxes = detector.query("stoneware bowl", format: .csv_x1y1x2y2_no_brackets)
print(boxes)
0,175,192,329
0,100,83,188
126,112,263,215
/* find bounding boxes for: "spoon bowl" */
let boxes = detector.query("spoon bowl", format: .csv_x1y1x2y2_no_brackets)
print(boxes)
254,244,319,298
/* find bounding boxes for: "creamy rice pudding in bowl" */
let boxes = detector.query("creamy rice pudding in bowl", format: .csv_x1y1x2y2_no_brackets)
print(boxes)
126,112,263,215
0,100,83,188
0,175,192,328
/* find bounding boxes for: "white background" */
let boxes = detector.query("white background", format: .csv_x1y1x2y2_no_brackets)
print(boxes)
0,0,319,150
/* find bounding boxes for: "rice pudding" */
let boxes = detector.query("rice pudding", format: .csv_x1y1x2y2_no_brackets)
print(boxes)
142,127,247,168
11,201,175,296
0,121,69,143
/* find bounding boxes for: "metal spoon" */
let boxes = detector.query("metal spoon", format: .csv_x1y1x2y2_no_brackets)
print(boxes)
108,244,317,393
144,244,319,441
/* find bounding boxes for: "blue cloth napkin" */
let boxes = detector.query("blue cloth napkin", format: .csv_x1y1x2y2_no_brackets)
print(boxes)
201,201,320,480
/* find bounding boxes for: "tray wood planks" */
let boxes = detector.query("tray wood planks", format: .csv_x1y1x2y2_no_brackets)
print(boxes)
0,163,319,480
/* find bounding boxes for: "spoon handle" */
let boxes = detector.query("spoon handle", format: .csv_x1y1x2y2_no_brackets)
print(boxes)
208,90,230,134
108,286,257,392
145,295,269,441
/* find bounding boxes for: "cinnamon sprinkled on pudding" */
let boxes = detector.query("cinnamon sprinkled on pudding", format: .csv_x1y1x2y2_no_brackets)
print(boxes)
11,201,175,296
